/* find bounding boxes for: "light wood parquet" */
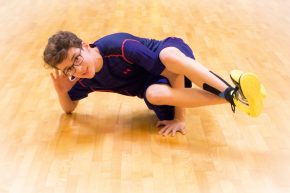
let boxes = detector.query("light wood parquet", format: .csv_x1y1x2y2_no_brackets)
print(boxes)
0,0,290,193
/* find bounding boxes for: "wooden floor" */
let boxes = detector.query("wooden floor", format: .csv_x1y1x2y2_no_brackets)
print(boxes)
1,0,290,192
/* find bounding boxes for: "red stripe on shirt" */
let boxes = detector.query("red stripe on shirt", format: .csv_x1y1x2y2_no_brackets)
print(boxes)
122,39,141,64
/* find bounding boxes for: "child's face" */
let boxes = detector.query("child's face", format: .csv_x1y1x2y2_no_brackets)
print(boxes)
56,43,103,79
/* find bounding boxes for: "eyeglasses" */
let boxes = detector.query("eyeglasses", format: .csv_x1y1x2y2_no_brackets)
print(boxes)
63,48,84,77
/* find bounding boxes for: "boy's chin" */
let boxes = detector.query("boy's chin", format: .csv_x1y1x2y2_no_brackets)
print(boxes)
85,72,95,79
74,74,93,79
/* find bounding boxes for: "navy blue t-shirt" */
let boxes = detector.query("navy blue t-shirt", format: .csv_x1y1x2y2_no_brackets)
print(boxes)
68,32,169,101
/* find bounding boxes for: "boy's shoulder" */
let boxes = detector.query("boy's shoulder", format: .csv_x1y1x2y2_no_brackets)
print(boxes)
90,33,144,55
93,32,137,46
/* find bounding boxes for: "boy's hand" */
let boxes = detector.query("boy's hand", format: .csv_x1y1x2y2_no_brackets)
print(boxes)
50,69,79,94
156,120,186,137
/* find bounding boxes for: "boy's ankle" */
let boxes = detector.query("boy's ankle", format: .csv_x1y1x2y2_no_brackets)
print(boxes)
223,87,235,103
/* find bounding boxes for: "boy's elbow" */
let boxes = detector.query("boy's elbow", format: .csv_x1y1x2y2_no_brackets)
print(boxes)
62,106,74,114
64,109,74,114
63,101,78,114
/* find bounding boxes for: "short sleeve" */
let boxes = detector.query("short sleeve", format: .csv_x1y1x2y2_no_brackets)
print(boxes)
122,39,165,75
68,81,93,101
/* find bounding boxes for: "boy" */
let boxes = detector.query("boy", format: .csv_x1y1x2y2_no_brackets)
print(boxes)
43,31,265,136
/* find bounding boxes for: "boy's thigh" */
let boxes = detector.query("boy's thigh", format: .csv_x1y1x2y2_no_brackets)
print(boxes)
158,37,195,60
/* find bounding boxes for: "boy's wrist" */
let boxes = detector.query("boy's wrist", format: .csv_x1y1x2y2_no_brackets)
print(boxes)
175,117,185,122
57,90,69,97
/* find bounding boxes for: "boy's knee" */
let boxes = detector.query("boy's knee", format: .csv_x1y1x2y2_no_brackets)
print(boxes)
159,47,186,72
145,84,171,105
159,47,184,63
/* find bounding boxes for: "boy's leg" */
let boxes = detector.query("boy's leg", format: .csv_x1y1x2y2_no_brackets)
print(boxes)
143,76,225,121
146,84,226,108
159,47,265,117
159,47,229,92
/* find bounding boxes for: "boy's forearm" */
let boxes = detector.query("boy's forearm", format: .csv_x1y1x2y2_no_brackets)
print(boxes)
175,106,186,121
170,74,186,121
57,92,78,113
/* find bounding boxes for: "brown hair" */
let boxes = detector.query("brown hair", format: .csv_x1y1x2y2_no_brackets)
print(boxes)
43,31,82,68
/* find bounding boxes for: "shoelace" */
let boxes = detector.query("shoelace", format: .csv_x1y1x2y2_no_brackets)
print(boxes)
230,86,250,113
230,87,239,112
237,90,248,104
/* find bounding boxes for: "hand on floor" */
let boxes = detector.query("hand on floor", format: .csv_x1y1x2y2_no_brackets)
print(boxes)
156,120,186,137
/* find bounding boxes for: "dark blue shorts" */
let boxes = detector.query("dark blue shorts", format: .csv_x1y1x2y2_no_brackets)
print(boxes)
143,37,195,121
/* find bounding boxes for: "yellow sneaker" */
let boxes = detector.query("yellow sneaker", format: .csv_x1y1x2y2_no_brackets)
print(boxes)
229,70,265,117
230,70,266,98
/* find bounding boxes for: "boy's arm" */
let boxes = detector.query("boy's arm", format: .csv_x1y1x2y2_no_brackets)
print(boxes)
57,92,79,113
175,105,186,121
50,70,79,113
171,75,186,122
157,73,186,136
159,69,186,121
123,40,166,75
